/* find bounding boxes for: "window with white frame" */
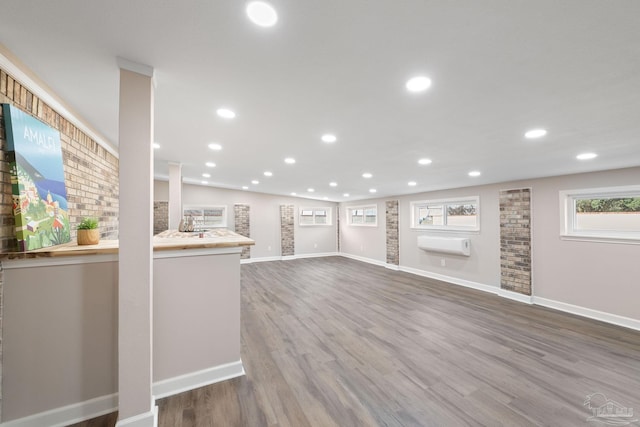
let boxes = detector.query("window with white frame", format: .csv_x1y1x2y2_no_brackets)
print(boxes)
560,185,640,243
411,197,479,231
183,205,227,229
299,207,332,226
347,205,377,226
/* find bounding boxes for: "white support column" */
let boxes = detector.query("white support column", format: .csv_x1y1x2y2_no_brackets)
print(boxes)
116,58,157,427
168,162,182,230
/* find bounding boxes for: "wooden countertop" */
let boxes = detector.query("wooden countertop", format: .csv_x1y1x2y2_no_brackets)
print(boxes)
0,229,254,259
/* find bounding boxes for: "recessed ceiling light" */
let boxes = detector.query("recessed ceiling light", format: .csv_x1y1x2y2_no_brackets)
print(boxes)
201,181,208,185
208,143,223,151
418,158,432,165
329,182,337,187
264,171,273,177
216,108,236,119
362,172,373,178
251,180,259,184
284,157,296,164
202,173,211,178
242,186,249,190
408,181,417,186
468,171,481,177
307,188,315,192
322,134,337,143
205,162,216,168
291,192,297,196
153,143,160,149
343,193,350,197
369,189,377,193
406,76,432,93
576,152,598,160
246,1,278,27
524,129,547,139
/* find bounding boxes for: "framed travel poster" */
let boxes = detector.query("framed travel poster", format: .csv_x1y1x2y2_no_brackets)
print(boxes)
2,104,71,251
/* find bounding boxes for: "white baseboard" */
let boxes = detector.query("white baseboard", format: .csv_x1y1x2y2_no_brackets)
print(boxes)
0,360,245,427
115,406,158,427
340,255,639,331
294,252,340,259
242,253,340,264
533,297,640,331
339,253,387,268
498,289,534,304
152,360,245,400
385,263,400,271
241,256,281,264
0,393,117,427
396,264,638,330
399,265,499,295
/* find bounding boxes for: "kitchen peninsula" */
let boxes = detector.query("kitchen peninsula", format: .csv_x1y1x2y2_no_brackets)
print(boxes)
0,229,254,424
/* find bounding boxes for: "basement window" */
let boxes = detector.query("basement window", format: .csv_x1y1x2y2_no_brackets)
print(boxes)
183,205,227,229
300,207,332,226
411,197,479,231
348,205,377,226
560,185,640,243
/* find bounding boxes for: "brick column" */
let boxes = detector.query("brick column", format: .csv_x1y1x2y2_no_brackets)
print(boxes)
386,200,399,266
168,162,182,230
499,188,532,295
279,205,294,257
153,201,169,235
336,205,340,252
234,204,251,259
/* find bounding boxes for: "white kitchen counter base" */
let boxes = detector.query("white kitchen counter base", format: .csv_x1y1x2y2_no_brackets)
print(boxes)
0,230,253,425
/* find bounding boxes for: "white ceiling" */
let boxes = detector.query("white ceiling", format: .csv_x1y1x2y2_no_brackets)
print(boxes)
1,1,639,202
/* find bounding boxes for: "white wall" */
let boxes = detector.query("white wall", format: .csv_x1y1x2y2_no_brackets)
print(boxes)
154,181,338,259
340,166,640,322
529,167,640,320
3,261,118,421
398,187,501,287
155,166,640,322
339,200,388,263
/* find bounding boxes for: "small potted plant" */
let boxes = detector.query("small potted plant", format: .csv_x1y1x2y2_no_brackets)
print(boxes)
77,217,100,245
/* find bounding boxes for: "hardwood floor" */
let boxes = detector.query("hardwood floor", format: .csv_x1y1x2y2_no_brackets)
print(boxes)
72,256,640,427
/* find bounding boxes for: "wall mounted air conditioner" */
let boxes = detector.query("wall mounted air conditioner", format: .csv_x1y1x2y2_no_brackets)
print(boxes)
417,236,471,256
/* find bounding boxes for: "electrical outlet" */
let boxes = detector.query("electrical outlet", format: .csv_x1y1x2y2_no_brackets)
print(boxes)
441,258,446,267
314,243,318,248
267,245,271,251
360,244,364,251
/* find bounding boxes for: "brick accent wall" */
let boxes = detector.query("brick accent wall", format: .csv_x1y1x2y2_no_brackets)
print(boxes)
0,68,119,251
386,200,399,265
234,204,250,259
279,205,294,256
499,188,532,295
154,201,169,235
336,205,340,252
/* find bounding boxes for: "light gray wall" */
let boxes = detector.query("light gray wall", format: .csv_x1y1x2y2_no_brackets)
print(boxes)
155,181,338,258
340,166,640,321
529,167,640,320
339,199,387,263
398,186,501,287
3,261,118,421
154,253,240,382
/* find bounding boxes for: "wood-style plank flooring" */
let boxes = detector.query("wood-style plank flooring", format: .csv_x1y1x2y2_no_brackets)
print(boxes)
72,256,640,427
